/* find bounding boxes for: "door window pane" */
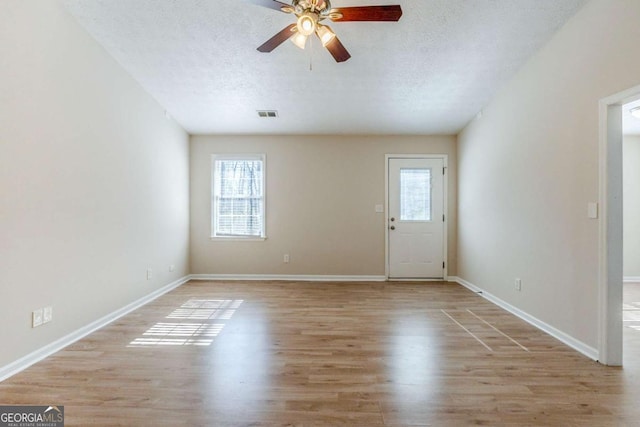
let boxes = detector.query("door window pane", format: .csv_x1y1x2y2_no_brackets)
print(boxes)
400,168,431,221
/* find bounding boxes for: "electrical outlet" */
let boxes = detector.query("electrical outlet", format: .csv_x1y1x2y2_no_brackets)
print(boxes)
43,306,53,324
169,264,175,272
147,269,153,280
515,278,522,291
32,309,43,328
284,254,290,264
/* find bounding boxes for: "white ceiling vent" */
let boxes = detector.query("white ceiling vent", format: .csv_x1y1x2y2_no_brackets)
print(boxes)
257,110,278,118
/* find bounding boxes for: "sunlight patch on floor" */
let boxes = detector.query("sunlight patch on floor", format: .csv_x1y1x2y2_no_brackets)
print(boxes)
128,299,243,347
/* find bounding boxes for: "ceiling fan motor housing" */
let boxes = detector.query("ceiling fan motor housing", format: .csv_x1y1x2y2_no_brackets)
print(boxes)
292,0,332,15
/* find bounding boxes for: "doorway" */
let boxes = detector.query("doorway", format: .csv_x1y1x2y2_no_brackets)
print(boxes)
599,85,640,366
385,155,447,280
622,99,640,366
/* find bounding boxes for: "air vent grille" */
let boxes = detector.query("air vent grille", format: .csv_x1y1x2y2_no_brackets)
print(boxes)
257,110,278,118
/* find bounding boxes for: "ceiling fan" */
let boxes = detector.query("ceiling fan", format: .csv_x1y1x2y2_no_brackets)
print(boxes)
251,0,403,63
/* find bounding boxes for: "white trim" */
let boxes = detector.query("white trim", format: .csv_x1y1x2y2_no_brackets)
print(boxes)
624,277,640,284
209,237,267,242
211,154,265,161
598,98,610,365
384,154,449,280
211,153,267,240
189,274,386,282
453,277,598,361
385,157,389,278
442,157,449,280
0,276,190,383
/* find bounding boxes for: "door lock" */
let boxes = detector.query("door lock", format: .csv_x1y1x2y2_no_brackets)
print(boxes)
390,217,395,222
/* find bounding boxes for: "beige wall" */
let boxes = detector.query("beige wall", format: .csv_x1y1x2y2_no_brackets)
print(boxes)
0,1,190,368
457,0,640,349
624,135,640,278
190,135,456,277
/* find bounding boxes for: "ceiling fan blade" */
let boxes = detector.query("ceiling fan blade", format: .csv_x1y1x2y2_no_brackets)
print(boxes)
257,24,297,52
247,0,292,13
330,5,402,22
324,36,351,63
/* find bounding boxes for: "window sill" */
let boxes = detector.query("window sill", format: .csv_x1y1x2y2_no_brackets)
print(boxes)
210,236,267,242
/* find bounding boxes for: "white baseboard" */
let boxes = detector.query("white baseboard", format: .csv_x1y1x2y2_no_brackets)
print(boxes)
189,274,387,282
452,276,599,361
0,275,190,383
624,276,640,283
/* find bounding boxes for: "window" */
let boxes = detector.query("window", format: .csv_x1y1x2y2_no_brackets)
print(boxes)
212,155,265,239
400,168,432,221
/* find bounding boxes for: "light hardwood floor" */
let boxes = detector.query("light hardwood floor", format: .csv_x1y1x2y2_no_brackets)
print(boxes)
2,280,640,426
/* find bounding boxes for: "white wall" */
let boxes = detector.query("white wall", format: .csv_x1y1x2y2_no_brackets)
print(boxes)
624,135,640,278
0,1,190,368
190,135,456,277
457,0,640,350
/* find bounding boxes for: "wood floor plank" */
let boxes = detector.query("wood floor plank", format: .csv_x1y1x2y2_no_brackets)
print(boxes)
1,280,640,425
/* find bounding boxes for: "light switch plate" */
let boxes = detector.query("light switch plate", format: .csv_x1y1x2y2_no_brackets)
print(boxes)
32,309,43,328
375,204,384,213
587,202,599,219
43,306,53,323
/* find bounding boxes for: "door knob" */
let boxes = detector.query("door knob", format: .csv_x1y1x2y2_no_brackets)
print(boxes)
390,225,396,230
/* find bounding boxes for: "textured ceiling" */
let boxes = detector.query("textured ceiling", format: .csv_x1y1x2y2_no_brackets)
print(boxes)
63,0,588,135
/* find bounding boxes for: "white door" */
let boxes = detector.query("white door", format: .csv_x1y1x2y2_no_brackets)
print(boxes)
388,157,445,279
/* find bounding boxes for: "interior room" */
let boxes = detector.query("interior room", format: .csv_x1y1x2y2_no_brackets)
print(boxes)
2,0,640,424
624,100,640,364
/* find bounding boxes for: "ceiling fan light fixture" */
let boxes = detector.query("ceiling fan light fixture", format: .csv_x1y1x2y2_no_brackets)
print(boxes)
316,24,336,47
631,106,640,119
254,1,402,63
297,13,317,36
290,31,308,49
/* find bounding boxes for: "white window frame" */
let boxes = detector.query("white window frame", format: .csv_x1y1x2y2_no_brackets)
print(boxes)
211,154,266,241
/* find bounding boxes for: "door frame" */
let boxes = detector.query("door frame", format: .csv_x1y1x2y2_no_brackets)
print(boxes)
598,83,640,366
385,154,448,281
